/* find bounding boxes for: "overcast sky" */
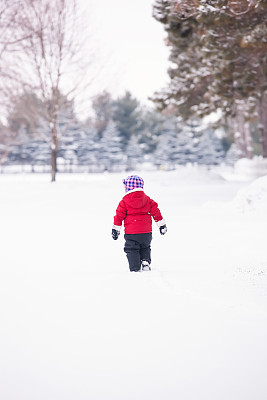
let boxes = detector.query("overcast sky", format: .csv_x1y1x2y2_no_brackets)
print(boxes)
81,0,170,107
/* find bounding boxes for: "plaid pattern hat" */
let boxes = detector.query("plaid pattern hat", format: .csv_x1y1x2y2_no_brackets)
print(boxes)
123,175,144,192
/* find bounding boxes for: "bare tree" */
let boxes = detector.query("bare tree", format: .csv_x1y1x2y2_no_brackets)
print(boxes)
0,1,17,58
6,0,94,181
0,1,23,114
0,122,22,168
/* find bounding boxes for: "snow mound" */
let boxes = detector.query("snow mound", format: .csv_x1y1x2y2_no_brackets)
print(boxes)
231,174,267,213
234,157,267,180
202,174,267,215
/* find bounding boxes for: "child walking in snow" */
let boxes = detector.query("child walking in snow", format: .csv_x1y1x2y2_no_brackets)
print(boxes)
112,175,167,272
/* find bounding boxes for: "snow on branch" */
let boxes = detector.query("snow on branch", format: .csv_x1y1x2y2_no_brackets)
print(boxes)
172,0,259,19
227,0,258,16
173,0,197,20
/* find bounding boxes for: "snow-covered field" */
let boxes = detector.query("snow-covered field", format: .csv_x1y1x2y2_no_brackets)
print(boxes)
0,167,267,400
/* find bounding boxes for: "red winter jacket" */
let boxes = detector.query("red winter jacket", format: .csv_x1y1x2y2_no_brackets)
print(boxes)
113,188,163,234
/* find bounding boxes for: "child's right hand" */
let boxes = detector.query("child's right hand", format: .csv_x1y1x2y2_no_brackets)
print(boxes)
112,229,120,240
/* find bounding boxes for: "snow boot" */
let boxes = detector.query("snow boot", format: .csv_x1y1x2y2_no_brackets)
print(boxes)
141,260,151,271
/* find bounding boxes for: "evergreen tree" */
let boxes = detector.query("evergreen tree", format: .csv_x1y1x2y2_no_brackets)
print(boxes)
57,96,85,162
76,124,98,168
152,1,209,119
98,121,125,171
152,0,267,157
125,134,143,170
195,128,226,165
154,118,184,168
138,108,168,153
111,91,143,148
154,116,225,167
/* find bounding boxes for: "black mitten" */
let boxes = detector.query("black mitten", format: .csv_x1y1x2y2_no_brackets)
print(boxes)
112,229,120,240
159,224,167,235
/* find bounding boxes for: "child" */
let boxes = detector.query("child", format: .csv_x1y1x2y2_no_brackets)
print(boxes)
112,175,167,272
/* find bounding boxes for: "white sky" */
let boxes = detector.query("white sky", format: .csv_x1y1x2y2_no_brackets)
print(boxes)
80,0,170,107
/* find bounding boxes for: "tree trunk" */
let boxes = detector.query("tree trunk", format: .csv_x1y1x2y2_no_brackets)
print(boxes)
51,147,57,182
244,120,253,159
51,122,58,182
258,92,267,158
233,101,253,159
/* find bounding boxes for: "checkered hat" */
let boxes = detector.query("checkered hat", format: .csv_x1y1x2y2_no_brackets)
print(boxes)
123,175,144,192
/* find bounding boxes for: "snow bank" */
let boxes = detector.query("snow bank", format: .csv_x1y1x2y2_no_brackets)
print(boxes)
234,157,267,180
231,174,267,213
203,171,267,214
200,173,267,308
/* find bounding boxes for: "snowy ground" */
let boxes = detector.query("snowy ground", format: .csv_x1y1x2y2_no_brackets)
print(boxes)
0,167,267,400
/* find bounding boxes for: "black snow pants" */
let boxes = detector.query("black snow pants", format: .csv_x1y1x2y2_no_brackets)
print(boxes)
124,232,152,272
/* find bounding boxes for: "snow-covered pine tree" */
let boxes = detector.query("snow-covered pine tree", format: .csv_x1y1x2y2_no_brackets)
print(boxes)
112,91,143,149
98,121,125,172
57,97,84,169
154,116,225,167
194,128,226,165
152,0,267,158
153,118,200,168
125,134,143,170
153,118,179,169
137,108,166,154
76,124,98,171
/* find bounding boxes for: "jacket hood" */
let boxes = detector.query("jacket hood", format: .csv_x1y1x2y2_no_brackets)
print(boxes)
123,189,148,209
